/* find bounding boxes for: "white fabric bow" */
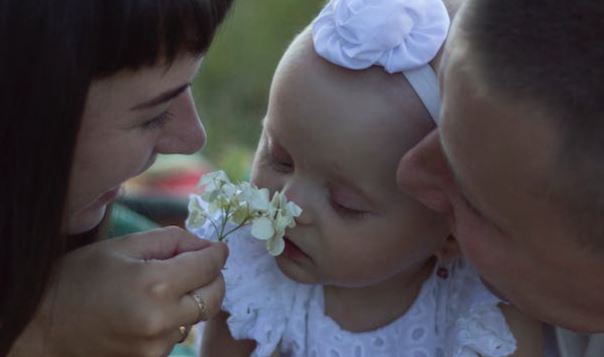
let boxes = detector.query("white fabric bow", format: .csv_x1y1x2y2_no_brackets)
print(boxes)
312,0,450,73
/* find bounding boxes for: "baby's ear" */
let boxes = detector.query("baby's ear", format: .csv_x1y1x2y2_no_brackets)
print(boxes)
435,235,461,260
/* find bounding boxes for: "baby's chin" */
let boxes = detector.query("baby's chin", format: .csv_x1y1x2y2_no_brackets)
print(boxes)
274,253,320,285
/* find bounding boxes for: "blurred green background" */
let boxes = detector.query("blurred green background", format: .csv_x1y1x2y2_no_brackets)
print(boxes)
192,0,324,180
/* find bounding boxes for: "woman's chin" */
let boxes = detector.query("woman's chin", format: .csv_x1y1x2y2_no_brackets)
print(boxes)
64,204,108,235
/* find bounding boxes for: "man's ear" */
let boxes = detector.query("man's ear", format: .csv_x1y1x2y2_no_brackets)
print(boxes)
434,235,461,261
397,129,455,216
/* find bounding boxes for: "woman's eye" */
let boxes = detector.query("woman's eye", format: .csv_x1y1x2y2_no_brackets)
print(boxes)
141,111,173,130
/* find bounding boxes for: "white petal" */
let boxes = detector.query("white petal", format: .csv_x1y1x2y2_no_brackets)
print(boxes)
274,215,290,232
278,191,288,208
222,183,237,199
199,170,230,189
251,217,275,240
201,190,219,203
188,197,201,211
270,191,280,207
257,190,272,210
287,201,303,217
214,170,231,183
267,237,285,256
258,188,270,202
246,189,270,211
230,206,248,225
207,202,219,214
286,219,297,229
185,210,206,229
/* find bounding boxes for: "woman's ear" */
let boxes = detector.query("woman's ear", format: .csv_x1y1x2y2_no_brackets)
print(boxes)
397,129,455,216
434,235,461,261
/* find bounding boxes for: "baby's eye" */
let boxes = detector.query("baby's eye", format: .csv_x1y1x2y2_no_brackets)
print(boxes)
265,146,294,173
330,198,366,218
269,154,294,173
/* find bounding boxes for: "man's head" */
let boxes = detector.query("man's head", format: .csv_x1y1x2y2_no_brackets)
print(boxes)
398,0,604,331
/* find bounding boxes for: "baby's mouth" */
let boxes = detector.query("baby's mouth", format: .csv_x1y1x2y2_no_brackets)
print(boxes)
283,237,308,260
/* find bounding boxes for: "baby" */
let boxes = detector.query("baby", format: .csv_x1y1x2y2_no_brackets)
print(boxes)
192,0,543,356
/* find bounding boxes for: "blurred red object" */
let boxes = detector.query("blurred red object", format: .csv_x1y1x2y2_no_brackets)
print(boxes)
124,154,214,198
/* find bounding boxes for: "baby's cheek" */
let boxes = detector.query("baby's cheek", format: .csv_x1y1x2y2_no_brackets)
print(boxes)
249,160,266,185
250,166,265,187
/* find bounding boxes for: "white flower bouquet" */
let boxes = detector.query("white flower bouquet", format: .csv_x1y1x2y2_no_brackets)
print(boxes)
186,171,302,256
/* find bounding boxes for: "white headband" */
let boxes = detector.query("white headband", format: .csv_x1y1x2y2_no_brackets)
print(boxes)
312,0,449,124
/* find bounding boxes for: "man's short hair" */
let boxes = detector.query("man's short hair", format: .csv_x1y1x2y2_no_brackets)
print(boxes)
460,0,604,250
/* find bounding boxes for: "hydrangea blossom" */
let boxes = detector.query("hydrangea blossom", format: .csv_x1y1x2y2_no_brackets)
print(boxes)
186,170,302,256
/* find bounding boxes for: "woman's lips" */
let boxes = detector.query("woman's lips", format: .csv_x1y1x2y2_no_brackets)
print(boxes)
283,237,308,260
95,186,122,207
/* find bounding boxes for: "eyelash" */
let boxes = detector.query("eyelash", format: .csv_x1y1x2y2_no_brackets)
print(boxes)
262,143,365,219
267,152,294,173
330,199,366,218
141,111,173,130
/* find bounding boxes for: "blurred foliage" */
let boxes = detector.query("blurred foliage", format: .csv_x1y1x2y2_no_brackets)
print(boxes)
193,0,324,180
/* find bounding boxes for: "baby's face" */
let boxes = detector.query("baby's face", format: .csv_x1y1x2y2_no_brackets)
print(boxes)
251,45,449,287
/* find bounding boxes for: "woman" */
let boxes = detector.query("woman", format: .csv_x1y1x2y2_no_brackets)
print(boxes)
0,0,233,355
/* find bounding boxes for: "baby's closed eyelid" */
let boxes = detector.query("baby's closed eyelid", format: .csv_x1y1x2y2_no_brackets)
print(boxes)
329,196,367,218
263,145,294,173
329,186,367,212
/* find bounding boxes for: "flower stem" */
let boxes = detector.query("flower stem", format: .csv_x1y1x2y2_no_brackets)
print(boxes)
208,218,221,241
217,207,231,241
221,219,250,240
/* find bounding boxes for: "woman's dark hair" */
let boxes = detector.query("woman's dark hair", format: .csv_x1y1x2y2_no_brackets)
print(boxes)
0,0,232,353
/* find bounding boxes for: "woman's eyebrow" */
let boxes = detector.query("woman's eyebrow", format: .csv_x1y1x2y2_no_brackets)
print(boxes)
130,83,190,110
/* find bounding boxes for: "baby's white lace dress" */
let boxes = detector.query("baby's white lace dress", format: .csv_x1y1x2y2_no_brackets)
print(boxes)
189,223,517,357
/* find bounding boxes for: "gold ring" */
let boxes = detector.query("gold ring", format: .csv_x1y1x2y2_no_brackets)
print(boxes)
177,325,190,343
191,292,206,321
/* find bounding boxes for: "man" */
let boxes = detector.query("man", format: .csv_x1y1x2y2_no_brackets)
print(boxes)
398,0,604,354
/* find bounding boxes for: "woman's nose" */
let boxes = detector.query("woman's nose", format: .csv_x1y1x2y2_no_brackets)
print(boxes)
155,89,205,154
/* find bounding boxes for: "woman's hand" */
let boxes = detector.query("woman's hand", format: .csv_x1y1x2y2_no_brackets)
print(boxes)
10,226,227,357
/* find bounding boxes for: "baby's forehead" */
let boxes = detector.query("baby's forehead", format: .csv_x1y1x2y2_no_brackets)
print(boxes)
277,36,434,144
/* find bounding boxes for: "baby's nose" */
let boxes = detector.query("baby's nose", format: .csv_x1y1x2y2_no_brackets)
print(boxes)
282,182,313,226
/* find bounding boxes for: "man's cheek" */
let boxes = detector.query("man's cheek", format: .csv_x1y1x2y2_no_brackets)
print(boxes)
450,198,502,272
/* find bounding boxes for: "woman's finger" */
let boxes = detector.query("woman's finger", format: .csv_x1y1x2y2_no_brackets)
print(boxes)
153,241,228,294
119,226,213,260
174,273,226,325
